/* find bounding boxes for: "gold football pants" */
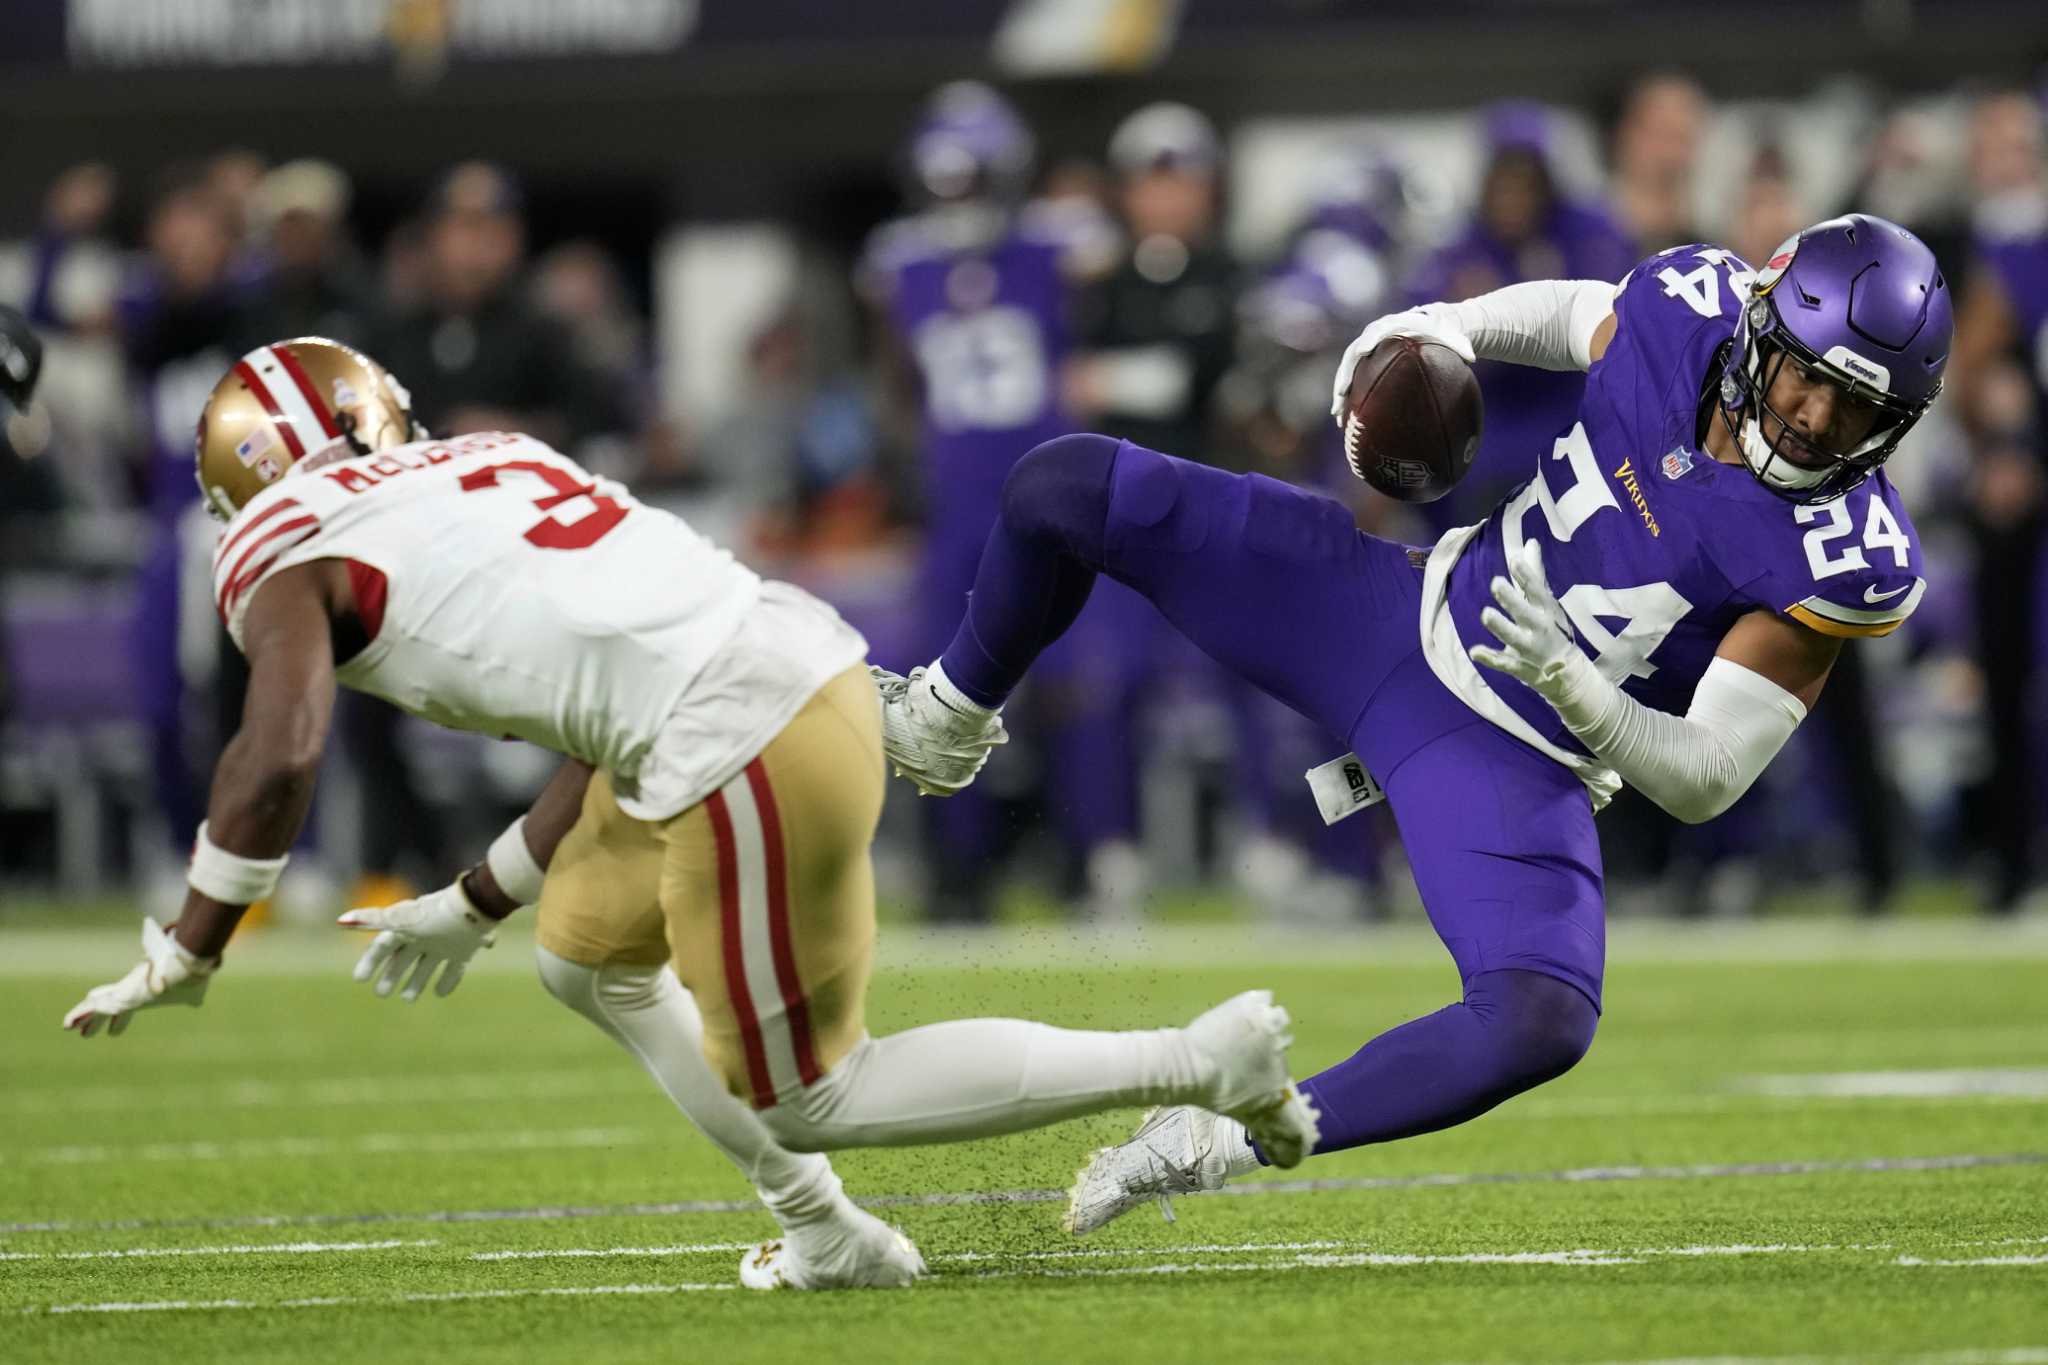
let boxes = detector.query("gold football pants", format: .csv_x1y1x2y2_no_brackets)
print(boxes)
536,666,881,1107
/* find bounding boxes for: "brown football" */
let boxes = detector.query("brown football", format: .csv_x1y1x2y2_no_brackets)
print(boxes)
1339,336,1484,503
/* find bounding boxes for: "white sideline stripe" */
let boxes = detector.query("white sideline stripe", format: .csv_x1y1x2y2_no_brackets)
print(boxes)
5,1151,2040,1235
939,1239,1352,1263
0,1239,432,1263
1737,1069,2048,1099
22,1240,2048,1317
16,1126,652,1166
469,1242,753,1261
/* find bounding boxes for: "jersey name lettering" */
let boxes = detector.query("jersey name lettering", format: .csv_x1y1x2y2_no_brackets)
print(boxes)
322,432,521,496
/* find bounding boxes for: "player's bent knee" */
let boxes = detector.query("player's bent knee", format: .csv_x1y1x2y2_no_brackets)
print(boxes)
1475,969,1599,1084
535,944,592,1009
1000,433,1119,543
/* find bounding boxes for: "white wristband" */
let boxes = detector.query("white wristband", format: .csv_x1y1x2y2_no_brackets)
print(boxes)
486,817,547,907
188,821,290,905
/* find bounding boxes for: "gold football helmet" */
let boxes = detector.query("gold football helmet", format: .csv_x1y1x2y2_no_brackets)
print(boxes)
194,337,422,520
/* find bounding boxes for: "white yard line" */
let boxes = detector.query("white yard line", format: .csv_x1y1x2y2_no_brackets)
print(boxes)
469,1242,754,1261
16,1126,654,1166
0,1239,433,1263
2,1069,639,1116
18,1237,2047,1318
6,1150,2040,1236
1736,1070,2048,1099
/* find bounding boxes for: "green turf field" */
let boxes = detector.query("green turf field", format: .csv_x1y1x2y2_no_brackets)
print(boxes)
4,913,2045,1364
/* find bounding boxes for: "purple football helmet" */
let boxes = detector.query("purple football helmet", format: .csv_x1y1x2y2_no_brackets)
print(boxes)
1718,213,1952,503
906,81,1035,206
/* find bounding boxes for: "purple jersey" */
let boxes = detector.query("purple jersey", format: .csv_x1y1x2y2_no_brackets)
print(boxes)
866,217,1074,505
1405,200,1639,524
1426,244,1925,788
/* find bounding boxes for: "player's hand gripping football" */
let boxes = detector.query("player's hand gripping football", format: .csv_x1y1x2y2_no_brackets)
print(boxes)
338,881,496,1002
62,917,219,1038
1469,541,1587,701
1329,305,1477,418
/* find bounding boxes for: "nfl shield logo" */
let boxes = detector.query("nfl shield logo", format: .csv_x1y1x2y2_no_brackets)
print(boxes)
1661,448,1693,480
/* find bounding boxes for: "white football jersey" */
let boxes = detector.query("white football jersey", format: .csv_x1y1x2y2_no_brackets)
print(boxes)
213,431,867,820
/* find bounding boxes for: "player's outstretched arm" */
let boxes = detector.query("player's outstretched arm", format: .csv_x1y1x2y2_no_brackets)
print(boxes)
338,759,593,1002
1330,280,1619,417
64,564,339,1036
1471,543,1830,824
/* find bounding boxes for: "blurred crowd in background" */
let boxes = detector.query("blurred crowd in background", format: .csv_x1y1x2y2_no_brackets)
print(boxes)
3,69,2046,925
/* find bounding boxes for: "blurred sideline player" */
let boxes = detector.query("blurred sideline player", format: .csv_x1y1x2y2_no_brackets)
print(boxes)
862,82,1160,919
874,215,1951,1231
1,305,48,723
60,337,1318,1287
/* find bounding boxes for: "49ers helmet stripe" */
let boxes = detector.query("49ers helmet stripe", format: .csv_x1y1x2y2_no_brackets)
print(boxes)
269,345,341,441
198,337,421,520
231,358,307,460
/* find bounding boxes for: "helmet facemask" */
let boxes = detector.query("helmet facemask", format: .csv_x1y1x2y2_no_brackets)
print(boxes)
1717,291,1936,505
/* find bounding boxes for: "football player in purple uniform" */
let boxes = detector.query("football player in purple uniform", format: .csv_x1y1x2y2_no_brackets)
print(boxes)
864,82,1159,919
873,213,1952,1231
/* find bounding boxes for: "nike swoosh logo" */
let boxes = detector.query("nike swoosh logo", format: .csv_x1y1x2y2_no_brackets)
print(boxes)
1863,583,1910,603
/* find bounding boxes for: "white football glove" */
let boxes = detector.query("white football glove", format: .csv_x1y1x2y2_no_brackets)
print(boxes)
62,917,218,1038
1329,305,1478,418
337,881,497,1002
1468,541,1587,700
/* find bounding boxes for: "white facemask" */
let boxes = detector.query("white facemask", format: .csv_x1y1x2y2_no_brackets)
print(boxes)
1739,416,1830,492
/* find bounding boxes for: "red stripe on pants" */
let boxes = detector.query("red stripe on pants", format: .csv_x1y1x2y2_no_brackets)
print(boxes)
707,789,776,1109
744,759,821,1087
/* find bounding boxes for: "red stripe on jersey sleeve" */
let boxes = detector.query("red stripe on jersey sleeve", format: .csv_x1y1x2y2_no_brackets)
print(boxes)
218,514,320,621
215,497,302,572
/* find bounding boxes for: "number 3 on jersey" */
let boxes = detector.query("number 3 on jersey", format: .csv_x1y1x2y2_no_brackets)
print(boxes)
459,459,629,550
1501,422,1692,684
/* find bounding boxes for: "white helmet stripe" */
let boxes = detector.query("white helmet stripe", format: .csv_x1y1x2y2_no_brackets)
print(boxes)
238,346,331,457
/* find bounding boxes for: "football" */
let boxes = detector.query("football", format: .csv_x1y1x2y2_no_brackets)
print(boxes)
1339,335,1485,503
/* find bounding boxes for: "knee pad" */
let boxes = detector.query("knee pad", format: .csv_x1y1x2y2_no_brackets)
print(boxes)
1001,434,1120,548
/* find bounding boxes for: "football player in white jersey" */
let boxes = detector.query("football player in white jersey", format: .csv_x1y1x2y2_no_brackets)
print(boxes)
62,337,1319,1289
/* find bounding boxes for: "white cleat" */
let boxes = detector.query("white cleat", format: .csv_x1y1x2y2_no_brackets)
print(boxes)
738,1203,927,1290
1063,1104,1233,1236
1183,989,1319,1171
870,662,1008,797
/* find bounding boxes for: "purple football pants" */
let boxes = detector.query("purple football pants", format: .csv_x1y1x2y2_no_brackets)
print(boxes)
941,434,1602,1155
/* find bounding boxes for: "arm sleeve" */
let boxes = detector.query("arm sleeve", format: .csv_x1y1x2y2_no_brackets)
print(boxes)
1432,279,1621,372
1544,655,1807,824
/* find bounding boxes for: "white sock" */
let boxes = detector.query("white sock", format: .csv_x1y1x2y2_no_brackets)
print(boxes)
761,1018,1202,1151
927,658,998,720
1216,1116,1263,1176
534,947,840,1227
